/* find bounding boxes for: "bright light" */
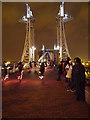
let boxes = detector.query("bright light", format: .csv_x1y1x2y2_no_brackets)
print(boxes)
22,16,28,22
39,75,43,79
65,14,68,18
30,46,36,61
54,44,56,50
54,44,59,50
32,46,36,50
86,63,89,66
30,48,33,58
60,47,62,58
62,1,64,5
42,45,45,51
85,72,88,75
7,67,10,70
23,64,27,68
57,46,59,49
5,61,10,65
26,3,28,6
27,5,30,18
72,62,75,65
82,63,85,65
60,5,64,17
4,74,9,81
44,59,46,62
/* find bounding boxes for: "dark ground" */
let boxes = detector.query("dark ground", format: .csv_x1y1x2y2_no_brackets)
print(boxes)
2,66,89,118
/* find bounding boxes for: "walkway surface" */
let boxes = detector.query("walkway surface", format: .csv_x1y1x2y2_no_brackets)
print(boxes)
2,66,89,118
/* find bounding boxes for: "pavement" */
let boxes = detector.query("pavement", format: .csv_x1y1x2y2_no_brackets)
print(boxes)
2,66,90,118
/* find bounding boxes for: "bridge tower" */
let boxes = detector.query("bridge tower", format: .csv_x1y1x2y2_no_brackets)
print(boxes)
20,3,36,64
56,2,72,61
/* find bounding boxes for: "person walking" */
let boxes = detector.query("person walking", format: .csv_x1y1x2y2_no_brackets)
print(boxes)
29,61,32,69
2,64,8,81
18,62,23,82
72,57,86,101
40,62,45,76
39,62,45,79
57,61,63,81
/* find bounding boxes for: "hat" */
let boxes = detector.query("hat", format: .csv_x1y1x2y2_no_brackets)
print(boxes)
74,57,81,63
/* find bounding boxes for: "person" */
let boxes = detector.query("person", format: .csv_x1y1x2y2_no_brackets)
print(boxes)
34,61,36,67
40,62,45,76
57,61,63,81
34,61,37,73
62,61,66,75
65,60,74,92
18,62,23,82
72,57,85,101
29,61,32,69
2,64,9,81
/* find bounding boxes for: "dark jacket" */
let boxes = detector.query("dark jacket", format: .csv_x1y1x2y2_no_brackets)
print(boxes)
72,63,85,89
58,63,63,74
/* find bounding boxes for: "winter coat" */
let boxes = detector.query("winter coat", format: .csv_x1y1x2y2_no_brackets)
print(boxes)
72,63,85,90
65,64,72,78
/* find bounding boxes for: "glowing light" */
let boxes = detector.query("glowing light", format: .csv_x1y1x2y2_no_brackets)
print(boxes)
5,61,10,65
3,74,9,81
60,47,62,58
30,48,33,58
62,1,64,5
7,66,10,70
30,11,33,17
44,59,46,62
86,63,89,66
72,62,75,65
54,44,59,50
26,3,28,6
27,4,30,18
65,14,68,18
22,16,28,22
41,45,45,51
60,3,64,17
30,46,36,61
82,63,85,65
39,75,44,79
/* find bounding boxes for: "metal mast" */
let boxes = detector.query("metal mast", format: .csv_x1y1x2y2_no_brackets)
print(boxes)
20,3,36,64
56,2,72,61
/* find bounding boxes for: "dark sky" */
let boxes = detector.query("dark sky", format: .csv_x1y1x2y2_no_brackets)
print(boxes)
2,2,88,62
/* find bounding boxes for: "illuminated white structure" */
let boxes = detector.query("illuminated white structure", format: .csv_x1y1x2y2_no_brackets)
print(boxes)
41,45,45,51
56,2,73,61
54,44,59,50
20,3,36,63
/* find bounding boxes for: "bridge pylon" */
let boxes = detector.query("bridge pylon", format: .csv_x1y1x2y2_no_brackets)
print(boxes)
56,2,73,61
20,3,36,64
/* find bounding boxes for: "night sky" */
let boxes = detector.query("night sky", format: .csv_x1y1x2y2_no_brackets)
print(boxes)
2,2,88,62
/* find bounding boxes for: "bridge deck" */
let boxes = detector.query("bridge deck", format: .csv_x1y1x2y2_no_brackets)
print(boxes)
2,66,89,118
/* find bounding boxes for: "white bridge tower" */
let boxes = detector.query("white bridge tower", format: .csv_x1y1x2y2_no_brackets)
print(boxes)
20,3,36,64
55,2,72,61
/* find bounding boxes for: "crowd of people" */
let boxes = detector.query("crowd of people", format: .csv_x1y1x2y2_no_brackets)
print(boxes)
56,57,85,101
2,57,86,101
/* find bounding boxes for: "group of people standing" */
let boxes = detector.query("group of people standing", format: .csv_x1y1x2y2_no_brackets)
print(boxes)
2,57,86,101
57,57,86,101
